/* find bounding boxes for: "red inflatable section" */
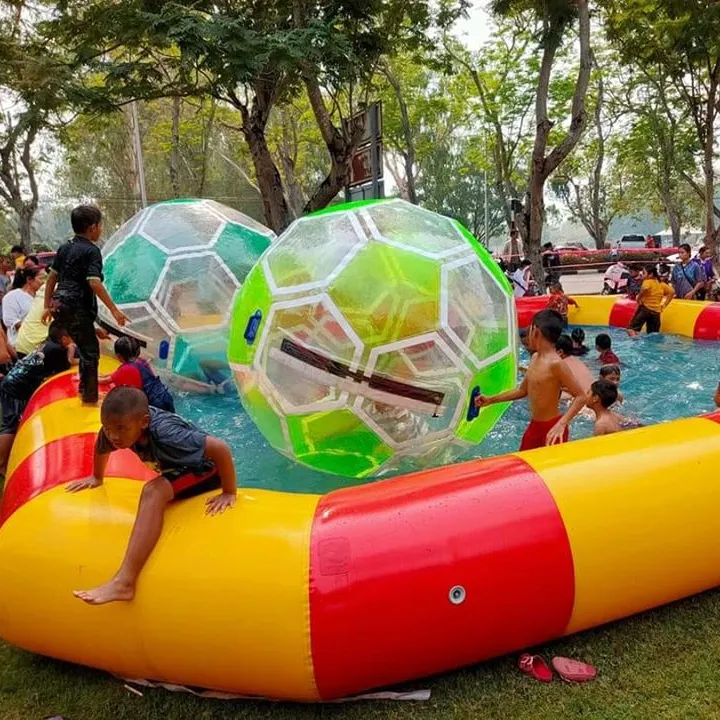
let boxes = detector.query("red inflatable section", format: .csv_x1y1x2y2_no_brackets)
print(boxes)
309,455,575,700
693,303,720,341
608,298,637,329
0,435,153,527
516,296,551,329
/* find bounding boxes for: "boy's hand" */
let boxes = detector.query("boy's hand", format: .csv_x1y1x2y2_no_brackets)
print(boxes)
474,394,489,408
546,420,568,446
112,309,130,326
205,491,236,516
67,476,103,493
41,308,53,325
95,327,110,340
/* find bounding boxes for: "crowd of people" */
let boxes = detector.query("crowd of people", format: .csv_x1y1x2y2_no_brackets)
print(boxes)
489,233,720,451
0,206,238,608
502,237,718,306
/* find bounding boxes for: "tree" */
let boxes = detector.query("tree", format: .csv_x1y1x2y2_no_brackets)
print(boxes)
264,98,330,219
419,135,506,244
446,26,539,230
376,52,474,205
489,0,592,287
608,68,700,244
0,3,63,249
552,52,624,249
56,98,266,230
605,0,720,253
43,0,457,232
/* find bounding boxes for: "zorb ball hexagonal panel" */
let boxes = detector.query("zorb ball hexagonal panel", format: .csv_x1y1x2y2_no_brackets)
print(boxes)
100,198,274,389
229,199,517,478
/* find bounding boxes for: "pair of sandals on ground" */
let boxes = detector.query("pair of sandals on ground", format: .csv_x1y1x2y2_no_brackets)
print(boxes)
518,654,597,683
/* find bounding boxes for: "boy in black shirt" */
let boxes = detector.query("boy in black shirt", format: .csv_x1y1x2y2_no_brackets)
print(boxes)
43,205,129,404
68,386,237,605
0,322,78,472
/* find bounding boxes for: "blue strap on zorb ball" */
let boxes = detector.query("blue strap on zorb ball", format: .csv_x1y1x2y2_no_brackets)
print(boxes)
244,310,262,345
467,385,481,422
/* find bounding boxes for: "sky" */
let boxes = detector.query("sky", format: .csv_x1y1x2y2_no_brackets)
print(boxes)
459,2,493,51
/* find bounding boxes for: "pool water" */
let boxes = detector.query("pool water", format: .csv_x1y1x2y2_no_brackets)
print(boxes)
175,326,720,494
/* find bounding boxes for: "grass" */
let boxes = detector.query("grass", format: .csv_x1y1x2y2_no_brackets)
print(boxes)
3,590,720,720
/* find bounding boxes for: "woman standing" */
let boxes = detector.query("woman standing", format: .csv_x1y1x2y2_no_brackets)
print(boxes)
628,265,674,336
3,267,45,349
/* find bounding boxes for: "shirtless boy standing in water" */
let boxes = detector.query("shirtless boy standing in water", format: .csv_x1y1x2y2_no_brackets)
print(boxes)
475,309,586,450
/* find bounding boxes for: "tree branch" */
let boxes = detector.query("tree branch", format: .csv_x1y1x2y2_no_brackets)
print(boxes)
543,0,592,178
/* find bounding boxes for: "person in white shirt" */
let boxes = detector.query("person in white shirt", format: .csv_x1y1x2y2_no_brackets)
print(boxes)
511,259,533,298
3,266,45,348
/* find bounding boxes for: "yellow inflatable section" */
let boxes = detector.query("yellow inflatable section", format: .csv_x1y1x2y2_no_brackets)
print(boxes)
1,296,720,700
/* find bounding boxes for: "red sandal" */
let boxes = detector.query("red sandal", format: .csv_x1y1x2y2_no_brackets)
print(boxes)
518,653,553,682
551,656,598,683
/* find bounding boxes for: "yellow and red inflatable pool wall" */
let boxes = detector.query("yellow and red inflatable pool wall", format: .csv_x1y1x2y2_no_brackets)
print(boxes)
4,298,720,700
0,372,155,527
517,294,720,339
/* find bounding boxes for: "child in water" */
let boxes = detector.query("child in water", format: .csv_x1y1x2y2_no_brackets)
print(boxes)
68,386,237,605
475,309,586,450
571,328,589,356
99,336,175,412
595,333,620,365
587,379,622,436
599,364,624,404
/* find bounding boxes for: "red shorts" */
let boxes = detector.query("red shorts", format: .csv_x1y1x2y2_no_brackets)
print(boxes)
162,466,220,499
520,416,568,451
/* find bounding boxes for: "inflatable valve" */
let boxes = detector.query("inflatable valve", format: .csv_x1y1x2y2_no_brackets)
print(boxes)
244,310,263,345
466,386,481,422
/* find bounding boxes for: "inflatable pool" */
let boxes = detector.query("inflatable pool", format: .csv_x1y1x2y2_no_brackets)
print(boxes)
1,294,720,701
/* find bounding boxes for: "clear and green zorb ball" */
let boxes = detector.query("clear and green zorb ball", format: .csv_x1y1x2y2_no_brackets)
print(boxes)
100,198,274,390
229,199,517,478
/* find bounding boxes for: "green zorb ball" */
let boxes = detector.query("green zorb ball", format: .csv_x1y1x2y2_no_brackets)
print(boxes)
229,199,517,478
99,199,274,390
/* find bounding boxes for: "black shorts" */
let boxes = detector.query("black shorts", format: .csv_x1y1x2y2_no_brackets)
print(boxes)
162,466,220,500
629,305,661,334
0,392,25,435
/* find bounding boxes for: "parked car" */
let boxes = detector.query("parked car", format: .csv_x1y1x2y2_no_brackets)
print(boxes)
35,251,56,269
555,242,590,253
608,234,675,250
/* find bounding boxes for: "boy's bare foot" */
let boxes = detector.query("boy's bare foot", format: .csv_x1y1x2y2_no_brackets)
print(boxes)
73,577,135,605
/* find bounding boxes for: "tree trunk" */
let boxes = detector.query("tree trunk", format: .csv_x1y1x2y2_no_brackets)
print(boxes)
383,64,418,204
232,82,291,233
659,183,681,245
303,143,353,213
301,74,366,214
590,54,606,250
17,205,32,251
519,0,591,292
169,96,181,198
0,117,40,253
197,99,215,198
703,115,716,255
245,125,291,233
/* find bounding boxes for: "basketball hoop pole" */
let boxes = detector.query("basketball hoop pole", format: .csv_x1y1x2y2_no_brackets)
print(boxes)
131,101,148,209
370,104,381,200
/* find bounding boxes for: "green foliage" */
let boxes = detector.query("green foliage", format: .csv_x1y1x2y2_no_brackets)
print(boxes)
604,0,720,245
492,0,579,45
418,137,506,244
56,98,265,231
